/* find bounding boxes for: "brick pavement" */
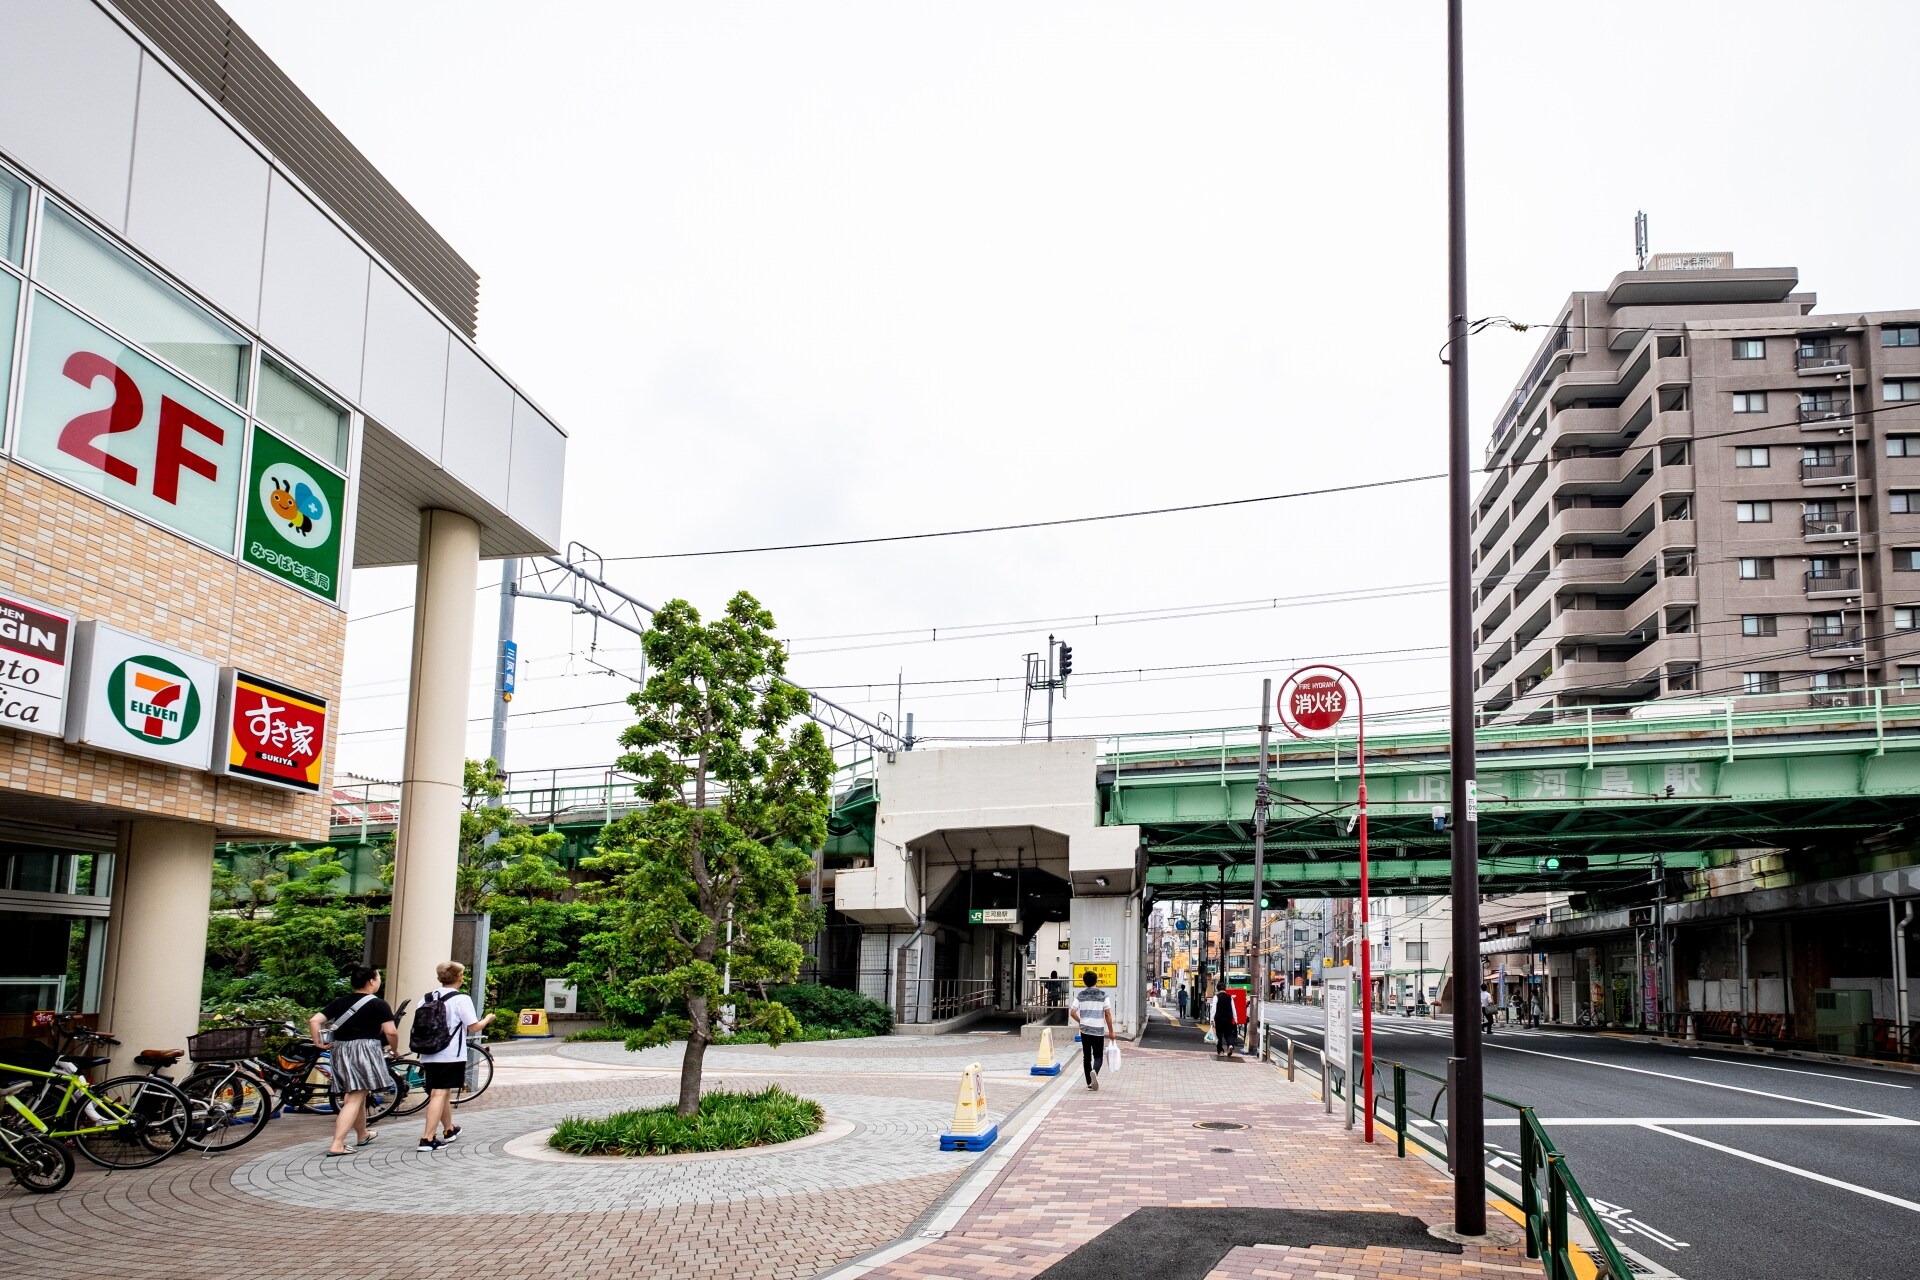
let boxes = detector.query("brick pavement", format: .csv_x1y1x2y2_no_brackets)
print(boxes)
849,1035,1539,1280
0,1036,1031,1280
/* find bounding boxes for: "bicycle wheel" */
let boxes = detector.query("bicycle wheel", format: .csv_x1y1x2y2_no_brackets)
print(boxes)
70,1076,191,1169
334,1064,407,1124
291,1054,336,1114
388,1059,430,1117
182,1064,273,1153
451,1045,494,1107
8,1130,75,1193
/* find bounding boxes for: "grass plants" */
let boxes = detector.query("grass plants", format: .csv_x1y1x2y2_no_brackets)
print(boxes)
547,1086,824,1156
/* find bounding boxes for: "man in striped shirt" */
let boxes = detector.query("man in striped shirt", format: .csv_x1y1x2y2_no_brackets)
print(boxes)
1074,972,1117,1090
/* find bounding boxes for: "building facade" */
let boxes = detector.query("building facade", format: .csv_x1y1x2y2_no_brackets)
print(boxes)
1472,255,1920,721
0,0,565,1062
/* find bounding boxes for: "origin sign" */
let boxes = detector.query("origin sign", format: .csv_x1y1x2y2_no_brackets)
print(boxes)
0,591,74,738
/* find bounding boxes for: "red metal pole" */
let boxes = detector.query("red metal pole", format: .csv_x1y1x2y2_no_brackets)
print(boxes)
1356,680,1373,1143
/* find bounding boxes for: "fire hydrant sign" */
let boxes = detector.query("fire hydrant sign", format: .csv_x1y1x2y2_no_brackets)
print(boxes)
215,669,328,792
0,591,74,738
1287,675,1348,732
64,622,218,770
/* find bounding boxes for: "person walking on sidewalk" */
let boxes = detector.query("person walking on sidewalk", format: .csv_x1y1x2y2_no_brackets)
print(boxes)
413,961,495,1152
310,965,397,1158
1177,983,1190,1021
1212,985,1239,1060
1480,986,1495,1036
1075,972,1116,1090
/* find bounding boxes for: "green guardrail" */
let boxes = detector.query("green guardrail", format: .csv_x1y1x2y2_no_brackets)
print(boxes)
1263,1028,1632,1280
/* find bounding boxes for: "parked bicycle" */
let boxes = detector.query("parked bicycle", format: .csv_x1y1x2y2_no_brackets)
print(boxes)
390,1036,495,1117
0,1022,191,1170
225,1019,409,1124
125,1023,277,1155
0,1082,74,1193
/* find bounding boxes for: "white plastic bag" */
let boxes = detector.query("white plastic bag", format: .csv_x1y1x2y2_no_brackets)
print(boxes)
1106,1043,1122,1075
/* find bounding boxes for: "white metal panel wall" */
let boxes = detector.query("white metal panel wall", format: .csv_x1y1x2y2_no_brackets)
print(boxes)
359,266,449,457
257,172,369,400
441,341,512,510
0,0,141,230
125,56,269,327
507,396,567,548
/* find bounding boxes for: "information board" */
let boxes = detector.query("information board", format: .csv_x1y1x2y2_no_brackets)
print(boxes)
1323,965,1353,1126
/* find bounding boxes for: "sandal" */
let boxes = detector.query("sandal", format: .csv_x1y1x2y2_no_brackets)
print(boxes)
356,1132,378,1147
324,1150,348,1158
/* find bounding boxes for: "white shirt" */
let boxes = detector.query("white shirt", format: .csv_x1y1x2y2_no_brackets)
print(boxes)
1479,990,1493,1009
420,987,478,1064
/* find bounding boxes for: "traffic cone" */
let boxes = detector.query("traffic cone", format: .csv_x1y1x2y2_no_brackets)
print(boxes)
1030,1027,1062,1076
938,1061,998,1151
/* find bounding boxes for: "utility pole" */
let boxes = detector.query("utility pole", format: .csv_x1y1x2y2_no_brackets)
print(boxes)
489,558,518,773
1445,0,1487,1236
1251,679,1271,1034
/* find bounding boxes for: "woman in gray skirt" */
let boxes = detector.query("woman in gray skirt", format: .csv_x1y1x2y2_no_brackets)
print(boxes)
309,965,399,1157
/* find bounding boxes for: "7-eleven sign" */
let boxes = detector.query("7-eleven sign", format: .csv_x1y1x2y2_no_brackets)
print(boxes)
67,623,216,770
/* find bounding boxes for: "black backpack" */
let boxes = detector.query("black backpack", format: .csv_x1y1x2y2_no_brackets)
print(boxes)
409,992,457,1055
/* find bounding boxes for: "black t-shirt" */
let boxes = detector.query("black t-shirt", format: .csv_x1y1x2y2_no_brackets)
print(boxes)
319,994,395,1041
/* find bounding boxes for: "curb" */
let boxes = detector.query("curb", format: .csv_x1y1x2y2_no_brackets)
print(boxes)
1617,1033,1920,1076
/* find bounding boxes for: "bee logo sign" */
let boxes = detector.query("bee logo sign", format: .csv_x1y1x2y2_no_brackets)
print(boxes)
242,427,347,604
0,591,74,738
215,669,328,793
107,656,200,744
66,623,217,770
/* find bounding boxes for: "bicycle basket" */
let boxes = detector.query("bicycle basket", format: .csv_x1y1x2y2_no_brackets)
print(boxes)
187,1024,270,1062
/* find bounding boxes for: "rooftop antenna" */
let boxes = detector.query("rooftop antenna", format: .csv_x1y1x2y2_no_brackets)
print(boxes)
1634,210,1649,271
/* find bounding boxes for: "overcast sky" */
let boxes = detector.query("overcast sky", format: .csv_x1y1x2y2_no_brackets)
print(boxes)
222,1,1920,784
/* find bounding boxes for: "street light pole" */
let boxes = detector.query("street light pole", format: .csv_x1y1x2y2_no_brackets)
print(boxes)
1445,0,1487,1236
1251,679,1271,1045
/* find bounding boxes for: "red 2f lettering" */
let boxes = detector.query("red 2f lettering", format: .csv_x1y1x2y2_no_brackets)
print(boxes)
55,350,224,504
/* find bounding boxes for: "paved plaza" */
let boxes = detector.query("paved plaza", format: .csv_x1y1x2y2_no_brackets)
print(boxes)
0,1018,1566,1280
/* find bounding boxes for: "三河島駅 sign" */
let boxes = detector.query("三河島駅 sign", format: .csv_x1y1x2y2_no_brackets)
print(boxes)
214,669,328,792
0,590,74,738
65,623,218,770
242,426,347,604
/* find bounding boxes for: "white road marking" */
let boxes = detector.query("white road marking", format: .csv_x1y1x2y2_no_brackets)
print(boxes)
1688,1056,1913,1090
1483,1042,1900,1120
1643,1124,1920,1214
1457,1116,1917,1127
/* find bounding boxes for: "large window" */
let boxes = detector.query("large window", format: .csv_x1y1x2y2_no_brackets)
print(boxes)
1735,446,1770,468
1742,672,1782,694
1887,379,1920,403
1736,501,1772,523
1733,392,1768,414
1884,326,1920,348
35,201,250,405
1741,614,1777,637
0,167,25,266
1732,338,1765,360
1890,436,1920,458
256,355,348,469
1739,557,1774,580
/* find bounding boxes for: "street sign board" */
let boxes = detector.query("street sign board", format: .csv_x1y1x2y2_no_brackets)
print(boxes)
967,908,1018,925
1073,963,1118,988
0,590,73,738
1285,674,1348,732
1323,965,1354,1126
214,668,328,792
64,622,217,770
501,639,518,700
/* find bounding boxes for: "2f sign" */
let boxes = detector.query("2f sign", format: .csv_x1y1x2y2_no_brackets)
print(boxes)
17,299,244,553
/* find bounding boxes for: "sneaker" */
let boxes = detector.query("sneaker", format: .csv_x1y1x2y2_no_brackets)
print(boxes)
439,1129,459,1146
417,1139,445,1153
1090,1075,1100,1091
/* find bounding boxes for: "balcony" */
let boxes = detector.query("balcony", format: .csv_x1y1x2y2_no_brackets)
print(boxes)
1796,343,1852,374
1801,454,1856,484
1808,624,1866,654
1803,510,1858,540
1804,567,1861,597
1799,398,1854,427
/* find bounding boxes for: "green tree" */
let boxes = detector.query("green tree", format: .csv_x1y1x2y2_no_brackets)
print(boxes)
585,592,832,1115
374,759,565,913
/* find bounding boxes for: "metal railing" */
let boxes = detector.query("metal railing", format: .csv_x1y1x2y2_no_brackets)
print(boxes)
1796,343,1850,371
900,978,994,1024
1801,455,1855,481
1261,1027,1632,1280
1487,322,1571,461
1807,624,1864,653
1804,566,1860,593
1799,399,1853,423
1802,510,1857,537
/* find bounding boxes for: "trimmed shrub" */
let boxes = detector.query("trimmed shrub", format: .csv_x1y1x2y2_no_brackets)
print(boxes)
765,983,894,1036
548,1086,823,1156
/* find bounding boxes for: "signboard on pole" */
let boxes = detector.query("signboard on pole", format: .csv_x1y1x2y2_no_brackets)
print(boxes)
0,590,73,738
1324,965,1353,1126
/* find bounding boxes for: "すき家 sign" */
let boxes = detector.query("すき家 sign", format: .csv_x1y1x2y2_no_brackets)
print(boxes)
0,591,73,738
215,669,328,792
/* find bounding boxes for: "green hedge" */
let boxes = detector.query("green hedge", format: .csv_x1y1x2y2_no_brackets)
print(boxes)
548,1086,823,1156
765,983,894,1036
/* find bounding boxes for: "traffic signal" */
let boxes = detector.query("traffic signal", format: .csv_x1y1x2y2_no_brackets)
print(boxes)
1057,642,1074,679
1259,895,1271,909
1537,855,1589,874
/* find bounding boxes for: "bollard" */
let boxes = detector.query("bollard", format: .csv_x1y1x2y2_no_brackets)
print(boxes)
1393,1063,1407,1159
512,1008,553,1039
1029,1027,1062,1076
1286,1038,1296,1082
939,1062,998,1152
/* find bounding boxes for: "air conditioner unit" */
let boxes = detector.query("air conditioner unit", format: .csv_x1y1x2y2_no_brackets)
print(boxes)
1820,522,1845,535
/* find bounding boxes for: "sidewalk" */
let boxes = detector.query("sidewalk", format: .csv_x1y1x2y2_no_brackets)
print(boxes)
846,1020,1541,1280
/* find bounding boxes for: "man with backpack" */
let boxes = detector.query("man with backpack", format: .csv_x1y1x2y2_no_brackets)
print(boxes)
413,961,495,1152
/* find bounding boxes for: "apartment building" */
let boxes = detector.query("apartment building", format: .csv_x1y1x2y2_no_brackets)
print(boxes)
1473,254,1920,721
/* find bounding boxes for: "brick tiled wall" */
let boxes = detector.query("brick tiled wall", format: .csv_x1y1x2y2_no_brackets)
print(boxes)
0,459,345,841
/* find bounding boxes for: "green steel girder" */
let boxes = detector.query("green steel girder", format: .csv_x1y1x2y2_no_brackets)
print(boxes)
1145,851,1712,898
